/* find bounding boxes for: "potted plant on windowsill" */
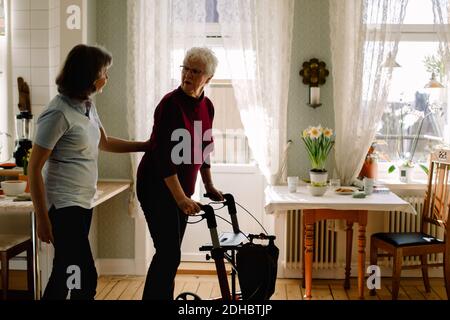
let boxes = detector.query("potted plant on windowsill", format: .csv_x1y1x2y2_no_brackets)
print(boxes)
302,125,335,195
387,104,438,182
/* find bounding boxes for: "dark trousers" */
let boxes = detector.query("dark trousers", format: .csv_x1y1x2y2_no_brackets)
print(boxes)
140,195,188,300
42,206,97,300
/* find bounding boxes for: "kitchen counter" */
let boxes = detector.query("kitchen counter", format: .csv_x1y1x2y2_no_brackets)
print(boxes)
0,180,131,213
0,179,131,299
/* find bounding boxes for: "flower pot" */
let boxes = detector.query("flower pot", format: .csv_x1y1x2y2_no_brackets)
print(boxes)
309,170,328,187
399,166,413,183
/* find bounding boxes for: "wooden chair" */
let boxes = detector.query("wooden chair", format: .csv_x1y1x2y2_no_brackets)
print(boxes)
0,234,34,300
370,149,450,300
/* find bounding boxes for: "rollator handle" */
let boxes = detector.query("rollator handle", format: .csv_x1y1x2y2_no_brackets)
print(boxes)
204,193,240,234
203,193,236,213
199,204,217,229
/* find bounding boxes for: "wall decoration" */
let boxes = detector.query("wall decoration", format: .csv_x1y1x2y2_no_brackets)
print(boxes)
299,58,330,109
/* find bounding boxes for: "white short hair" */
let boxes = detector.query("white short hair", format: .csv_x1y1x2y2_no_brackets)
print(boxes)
183,47,218,76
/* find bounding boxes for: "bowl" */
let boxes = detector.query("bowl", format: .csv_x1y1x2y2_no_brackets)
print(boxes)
0,180,27,196
307,185,328,197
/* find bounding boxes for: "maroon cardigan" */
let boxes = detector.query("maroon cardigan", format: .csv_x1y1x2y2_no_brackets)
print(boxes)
137,87,214,200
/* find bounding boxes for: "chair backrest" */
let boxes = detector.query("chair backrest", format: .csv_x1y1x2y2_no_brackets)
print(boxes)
421,149,450,239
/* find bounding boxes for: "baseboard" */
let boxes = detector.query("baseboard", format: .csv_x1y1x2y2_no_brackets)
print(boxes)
281,262,446,279
178,262,232,275
97,259,136,275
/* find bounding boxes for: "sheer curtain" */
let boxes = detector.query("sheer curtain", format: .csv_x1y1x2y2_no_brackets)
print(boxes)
329,0,408,186
216,0,294,185
432,0,450,145
127,0,208,217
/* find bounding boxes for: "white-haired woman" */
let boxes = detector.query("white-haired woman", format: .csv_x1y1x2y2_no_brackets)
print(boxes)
137,47,224,300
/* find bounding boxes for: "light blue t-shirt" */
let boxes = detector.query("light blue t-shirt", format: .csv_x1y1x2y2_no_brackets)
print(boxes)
34,94,103,210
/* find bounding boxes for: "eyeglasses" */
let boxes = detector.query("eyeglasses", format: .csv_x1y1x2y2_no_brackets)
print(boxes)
180,65,203,76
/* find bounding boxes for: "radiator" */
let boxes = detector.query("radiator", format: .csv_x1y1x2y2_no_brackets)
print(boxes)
385,196,444,266
285,210,338,270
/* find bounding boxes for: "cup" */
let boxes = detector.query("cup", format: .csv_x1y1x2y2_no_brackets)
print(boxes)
287,176,299,193
363,177,374,195
329,178,341,189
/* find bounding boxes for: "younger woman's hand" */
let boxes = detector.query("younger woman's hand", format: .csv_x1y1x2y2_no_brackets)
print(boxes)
37,216,54,244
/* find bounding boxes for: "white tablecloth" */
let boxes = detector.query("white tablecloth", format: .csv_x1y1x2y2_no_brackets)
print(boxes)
264,186,417,215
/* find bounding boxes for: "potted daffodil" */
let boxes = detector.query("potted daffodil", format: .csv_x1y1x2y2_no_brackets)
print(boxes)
302,125,335,192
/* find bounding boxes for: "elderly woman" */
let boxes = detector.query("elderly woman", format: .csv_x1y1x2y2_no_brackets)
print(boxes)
137,47,223,300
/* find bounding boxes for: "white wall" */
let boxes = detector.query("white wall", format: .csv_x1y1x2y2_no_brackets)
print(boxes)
181,164,267,261
0,0,11,162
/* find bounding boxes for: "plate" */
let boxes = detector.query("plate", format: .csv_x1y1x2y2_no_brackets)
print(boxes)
15,193,31,200
334,187,358,195
0,163,16,169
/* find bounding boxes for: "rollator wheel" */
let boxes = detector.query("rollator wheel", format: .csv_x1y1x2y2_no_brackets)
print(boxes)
175,292,202,300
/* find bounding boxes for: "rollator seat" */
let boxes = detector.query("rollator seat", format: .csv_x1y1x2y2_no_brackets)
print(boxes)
199,232,248,251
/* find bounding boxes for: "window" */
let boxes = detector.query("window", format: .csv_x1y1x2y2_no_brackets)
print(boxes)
371,1,449,178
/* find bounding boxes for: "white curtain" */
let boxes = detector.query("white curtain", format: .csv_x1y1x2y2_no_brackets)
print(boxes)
329,0,408,186
216,0,295,185
432,0,450,145
126,0,208,216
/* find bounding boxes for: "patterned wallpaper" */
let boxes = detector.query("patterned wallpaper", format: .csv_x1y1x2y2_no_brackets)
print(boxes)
286,0,335,180
96,0,134,259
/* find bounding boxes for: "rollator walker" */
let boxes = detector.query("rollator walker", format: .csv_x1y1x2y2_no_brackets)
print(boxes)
176,193,278,301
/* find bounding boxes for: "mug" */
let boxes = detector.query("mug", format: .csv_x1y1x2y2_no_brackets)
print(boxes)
363,177,374,195
287,176,299,193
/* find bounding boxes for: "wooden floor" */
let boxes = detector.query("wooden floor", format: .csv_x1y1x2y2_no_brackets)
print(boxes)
94,275,449,300
3,270,448,300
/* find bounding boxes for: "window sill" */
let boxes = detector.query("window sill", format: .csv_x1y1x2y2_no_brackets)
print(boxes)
377,178,427,192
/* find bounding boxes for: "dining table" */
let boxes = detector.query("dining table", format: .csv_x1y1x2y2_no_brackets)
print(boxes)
265,184,416,300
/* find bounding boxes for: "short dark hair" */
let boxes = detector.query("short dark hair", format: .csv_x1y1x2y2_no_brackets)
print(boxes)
56,44,113,100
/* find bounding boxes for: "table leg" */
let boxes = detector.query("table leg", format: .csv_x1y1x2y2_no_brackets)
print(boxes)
358,221,367,299
304,222,314,300
302,221,305,289
344,221,353,289
30,211,41,300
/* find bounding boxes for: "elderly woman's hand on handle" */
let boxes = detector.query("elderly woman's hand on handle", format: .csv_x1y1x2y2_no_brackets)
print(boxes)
177,197,201,216
204,183,224,201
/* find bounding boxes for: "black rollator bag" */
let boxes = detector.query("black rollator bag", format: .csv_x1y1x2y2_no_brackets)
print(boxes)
236,234,279,300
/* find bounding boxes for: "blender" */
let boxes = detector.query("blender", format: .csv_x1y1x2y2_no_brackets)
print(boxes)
13,111,33,167
13,77,33,168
